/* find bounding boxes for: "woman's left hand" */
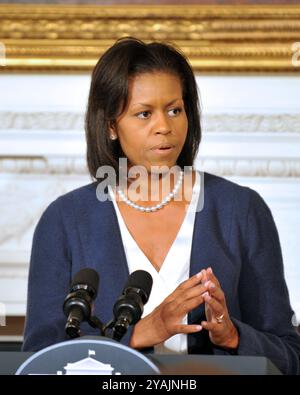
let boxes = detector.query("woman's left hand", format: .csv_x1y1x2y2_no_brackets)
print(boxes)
200,267,239,350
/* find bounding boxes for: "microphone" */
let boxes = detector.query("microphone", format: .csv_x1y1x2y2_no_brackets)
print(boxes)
63,268,99,338
111,270,153,341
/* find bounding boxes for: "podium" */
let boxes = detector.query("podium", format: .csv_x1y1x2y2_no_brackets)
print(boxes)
0,352,281,375
0,337,281,375
148,354,281,375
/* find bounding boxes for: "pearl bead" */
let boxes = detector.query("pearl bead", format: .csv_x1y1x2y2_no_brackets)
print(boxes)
116,170,184,213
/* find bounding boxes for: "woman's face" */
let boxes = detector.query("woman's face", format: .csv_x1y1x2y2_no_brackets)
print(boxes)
110,71,188,173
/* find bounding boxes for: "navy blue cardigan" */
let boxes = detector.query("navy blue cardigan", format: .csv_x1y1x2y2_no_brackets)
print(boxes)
22,172,300,374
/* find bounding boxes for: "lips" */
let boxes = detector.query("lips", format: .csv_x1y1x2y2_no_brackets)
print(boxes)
150,143,175,156
151,143,175,150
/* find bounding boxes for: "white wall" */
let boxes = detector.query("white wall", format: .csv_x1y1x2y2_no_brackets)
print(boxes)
0,73,299,326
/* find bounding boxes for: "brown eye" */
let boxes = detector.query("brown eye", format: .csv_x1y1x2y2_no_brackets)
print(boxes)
168,108,182,116
136,111,151,119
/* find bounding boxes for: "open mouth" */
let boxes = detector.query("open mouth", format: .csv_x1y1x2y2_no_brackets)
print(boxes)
151,146,174,155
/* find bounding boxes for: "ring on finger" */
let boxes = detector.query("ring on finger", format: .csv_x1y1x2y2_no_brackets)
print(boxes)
215,313,225,324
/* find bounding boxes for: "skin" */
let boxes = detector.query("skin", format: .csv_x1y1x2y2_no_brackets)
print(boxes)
109,71,189,201
109,71,194,271
109,71,239,350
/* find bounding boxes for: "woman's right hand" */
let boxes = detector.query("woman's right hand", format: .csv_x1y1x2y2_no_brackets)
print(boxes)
129,271,207,349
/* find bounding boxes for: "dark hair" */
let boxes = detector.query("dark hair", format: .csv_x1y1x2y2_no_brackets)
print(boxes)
85,36,201,181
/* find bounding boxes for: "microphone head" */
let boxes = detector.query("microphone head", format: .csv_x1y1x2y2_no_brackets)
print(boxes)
71,268,99,299
124,270,153,304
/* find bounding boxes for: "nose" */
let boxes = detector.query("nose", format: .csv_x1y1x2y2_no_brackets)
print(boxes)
154,112,171,135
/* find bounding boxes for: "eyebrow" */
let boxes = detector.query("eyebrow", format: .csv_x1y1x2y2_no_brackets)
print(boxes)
131,98,182,109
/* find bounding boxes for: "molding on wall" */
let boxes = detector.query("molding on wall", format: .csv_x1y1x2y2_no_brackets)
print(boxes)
1,111,300,133
0,4,300,72
0,112,84,130
0,156,300,178
0,156,88,175
197,159,300,177
202,114,300,133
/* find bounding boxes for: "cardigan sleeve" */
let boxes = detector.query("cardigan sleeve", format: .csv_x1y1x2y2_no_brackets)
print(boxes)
22,198,72,351
22,196,134,352
215,188,300,375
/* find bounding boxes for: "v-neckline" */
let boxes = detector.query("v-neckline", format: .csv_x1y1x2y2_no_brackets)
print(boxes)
108,170,200,274
115,199,191,274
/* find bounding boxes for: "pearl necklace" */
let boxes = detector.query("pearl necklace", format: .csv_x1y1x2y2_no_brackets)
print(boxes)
116,170,184,212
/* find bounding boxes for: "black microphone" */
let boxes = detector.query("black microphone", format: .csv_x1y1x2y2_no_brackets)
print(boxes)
111,270,153,341
63,268,99,338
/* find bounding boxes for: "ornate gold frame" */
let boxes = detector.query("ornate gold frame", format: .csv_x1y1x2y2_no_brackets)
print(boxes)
1,4,300,73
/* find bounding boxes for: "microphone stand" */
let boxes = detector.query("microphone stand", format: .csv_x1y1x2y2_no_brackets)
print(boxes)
87,315,105,337
65,313,124,341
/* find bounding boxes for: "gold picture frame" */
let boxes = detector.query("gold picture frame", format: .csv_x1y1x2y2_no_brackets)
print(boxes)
0,3,300,73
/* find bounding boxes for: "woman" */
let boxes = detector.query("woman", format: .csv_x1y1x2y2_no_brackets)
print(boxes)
23,37,300,374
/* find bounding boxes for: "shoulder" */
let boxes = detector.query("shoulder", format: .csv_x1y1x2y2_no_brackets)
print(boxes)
57,181,98,205
202,171,252,204
36,181,100,229
47,181,98,209
203,171,248,196
202,171,270,219
202,172,279,257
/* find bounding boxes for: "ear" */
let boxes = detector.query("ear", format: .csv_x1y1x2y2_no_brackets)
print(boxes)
108,121,118,140
108,120,114,132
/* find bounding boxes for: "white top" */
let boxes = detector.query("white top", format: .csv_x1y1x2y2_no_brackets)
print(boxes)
108,170,201,354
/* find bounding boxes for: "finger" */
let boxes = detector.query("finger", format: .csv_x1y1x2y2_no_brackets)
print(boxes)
164,272,204,304
178,283,210,303
175,324,203,335
177,294,205,315
200,269,209,284
205,281,225,304
176,271,203,291
200,321,222,332
206,267,221,288
203,292,224,318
